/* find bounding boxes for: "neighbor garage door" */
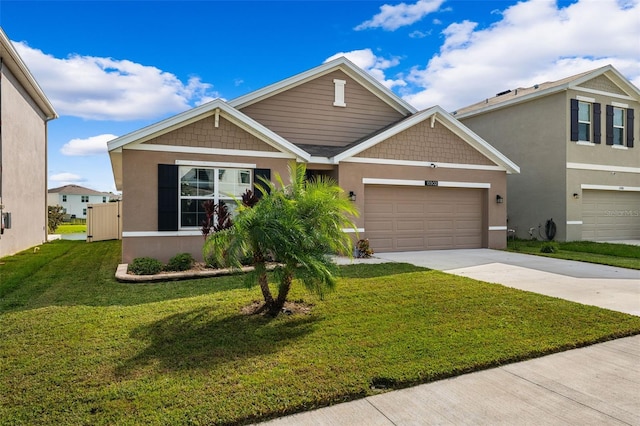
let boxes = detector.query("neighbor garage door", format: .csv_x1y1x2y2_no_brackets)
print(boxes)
364,185,484,252
582,190,640,241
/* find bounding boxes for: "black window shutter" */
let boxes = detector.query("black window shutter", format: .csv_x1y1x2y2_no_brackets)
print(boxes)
253,168,271,198
593,103,601,144
158,164,178,231
570,98,579,141
627,108,634,148
605,105,614,145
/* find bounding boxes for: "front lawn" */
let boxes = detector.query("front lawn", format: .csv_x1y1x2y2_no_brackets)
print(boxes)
2,240,640,425
507,239,640,270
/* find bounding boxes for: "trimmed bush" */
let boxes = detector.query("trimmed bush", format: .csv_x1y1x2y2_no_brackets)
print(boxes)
165,253,195,272
128,257,163,275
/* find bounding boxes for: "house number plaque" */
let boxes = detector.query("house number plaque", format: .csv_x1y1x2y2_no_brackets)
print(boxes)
425,180,439,186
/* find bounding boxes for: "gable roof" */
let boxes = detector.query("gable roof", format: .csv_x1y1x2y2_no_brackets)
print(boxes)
48,184,111,196
453,65,640,119
230,56,418,115
0,27,57,120
333,105,520,174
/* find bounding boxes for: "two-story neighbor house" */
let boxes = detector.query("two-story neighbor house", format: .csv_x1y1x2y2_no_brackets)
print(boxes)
108,58,519,263
48,184,113,219
455,65,639,242
0,27,57,257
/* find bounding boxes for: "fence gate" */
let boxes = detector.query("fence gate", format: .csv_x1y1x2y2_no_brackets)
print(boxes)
87,201,122,242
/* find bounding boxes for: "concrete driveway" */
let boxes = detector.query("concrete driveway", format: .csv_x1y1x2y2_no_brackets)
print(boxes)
374,249,640,316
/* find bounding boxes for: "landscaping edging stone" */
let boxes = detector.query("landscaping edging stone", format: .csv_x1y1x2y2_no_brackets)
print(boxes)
115,263,257,283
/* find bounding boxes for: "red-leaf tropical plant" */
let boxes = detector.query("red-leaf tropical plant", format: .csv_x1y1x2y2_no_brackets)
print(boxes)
203,162,359,316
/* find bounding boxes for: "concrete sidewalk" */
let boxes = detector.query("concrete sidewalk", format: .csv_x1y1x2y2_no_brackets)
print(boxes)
260,249,640,425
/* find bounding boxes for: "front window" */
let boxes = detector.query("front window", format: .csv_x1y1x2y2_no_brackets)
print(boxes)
179,166,251,228
578,102,591,141
613,107,625,145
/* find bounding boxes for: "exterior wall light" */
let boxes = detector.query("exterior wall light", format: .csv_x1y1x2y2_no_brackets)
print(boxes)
573,193,580,199
348,191,356,202
496,195,504,204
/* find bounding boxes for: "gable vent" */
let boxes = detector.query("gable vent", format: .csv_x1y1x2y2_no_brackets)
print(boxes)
333,79,346,107
496,89,512,97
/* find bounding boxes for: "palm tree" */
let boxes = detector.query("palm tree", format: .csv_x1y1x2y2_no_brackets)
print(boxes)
203,162,359,316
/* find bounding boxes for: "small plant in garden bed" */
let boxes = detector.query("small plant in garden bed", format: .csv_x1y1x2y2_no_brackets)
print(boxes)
164,253,195,272
355,238,374,258
128,257,163,275
540,242,559,253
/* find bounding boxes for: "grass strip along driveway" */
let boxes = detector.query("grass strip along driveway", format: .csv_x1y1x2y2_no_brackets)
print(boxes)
1,240,639,425
507,239,640,270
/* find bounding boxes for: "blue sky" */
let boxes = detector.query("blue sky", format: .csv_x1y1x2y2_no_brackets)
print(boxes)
1,0,638,193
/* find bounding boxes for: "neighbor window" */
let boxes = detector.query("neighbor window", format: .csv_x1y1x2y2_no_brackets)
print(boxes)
62,195,67,202
612,107,625,146
102,196,107,203
82,208,87,216
179,166,251,228
81,196,89,203
578,102,591,141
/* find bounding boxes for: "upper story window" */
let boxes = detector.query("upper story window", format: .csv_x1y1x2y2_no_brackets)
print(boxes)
578,101,592,142
612,107,625,145
62,195,67,202
81,196,89,203
102,196,107,203
570,98,601,143
179,166,251,228
606,104,635,148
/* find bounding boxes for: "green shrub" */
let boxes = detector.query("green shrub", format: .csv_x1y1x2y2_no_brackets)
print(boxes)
128,257,163,275
165,253,195,272
540,242,559,254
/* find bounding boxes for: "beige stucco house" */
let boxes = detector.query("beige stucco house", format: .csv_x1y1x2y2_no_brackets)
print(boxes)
108,58,519,263
455,65,639,242
0,27,57,257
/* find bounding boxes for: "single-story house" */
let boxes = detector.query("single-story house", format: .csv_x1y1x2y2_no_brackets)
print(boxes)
48,184,114,219
0,27,57,257
108,57,519,263
454,65,639,242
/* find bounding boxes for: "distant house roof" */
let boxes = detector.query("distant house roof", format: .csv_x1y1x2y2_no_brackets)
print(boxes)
48,185,111,197
453,65,640,118
0,27,57,120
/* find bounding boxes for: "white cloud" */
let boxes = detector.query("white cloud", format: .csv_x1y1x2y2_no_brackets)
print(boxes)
402,0,640,111
325,49,407,90
355,0,446,31
61,134,118,156
50,172,84,184
13,42,220,121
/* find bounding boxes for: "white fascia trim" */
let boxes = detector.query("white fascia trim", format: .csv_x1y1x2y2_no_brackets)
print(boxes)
229,57,416,115
334,106,519,174
342,156,504,171
581,184,640,192
175,160,257,169
127,144,297,159
362,178,490,189
123,231,203,237
573,87,635,102
308,156,334,164
567,162,640,174
567,221,583,225
489,226,507,231
342,228,365,233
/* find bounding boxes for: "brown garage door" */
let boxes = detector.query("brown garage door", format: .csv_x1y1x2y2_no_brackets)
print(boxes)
582,190,640,241
364,185,484,252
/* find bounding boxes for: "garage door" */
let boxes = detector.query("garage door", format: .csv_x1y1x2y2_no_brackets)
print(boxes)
582,190,640,241
364,185,484,252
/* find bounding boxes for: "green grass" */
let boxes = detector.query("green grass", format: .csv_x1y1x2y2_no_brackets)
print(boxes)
507,239,640,269
52,224,87,234
2,240,640,425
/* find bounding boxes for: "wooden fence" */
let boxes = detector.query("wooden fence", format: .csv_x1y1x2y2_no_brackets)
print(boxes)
86,201,122,242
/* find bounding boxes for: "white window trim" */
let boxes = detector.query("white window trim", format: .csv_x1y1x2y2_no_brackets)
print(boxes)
576,95,595,103
576,141,596,146
612,106,625,146
178,165,252,230
611,101,629,108
577,101,592,142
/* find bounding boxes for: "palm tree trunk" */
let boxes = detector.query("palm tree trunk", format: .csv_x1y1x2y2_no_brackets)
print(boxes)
254,252,274,310
270,268,293,316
